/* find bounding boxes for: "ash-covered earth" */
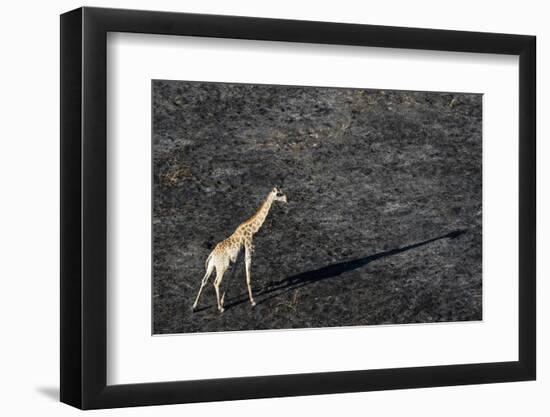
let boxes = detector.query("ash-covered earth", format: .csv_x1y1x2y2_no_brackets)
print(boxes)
152,80,482,334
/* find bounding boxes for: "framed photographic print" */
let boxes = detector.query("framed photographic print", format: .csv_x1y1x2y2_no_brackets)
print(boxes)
60,6,536,409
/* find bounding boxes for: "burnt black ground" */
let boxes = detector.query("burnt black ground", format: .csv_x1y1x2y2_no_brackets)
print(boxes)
152,80,482,334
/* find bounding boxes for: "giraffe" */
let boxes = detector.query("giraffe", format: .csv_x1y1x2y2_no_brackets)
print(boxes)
192,187,288,313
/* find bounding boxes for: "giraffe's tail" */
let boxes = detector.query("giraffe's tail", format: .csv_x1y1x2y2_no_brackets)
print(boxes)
205,252,213,271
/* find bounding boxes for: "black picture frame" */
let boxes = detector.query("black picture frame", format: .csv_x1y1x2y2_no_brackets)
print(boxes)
60,6,536,410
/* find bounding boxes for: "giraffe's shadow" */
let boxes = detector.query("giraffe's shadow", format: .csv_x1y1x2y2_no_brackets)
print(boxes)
195,229,466,312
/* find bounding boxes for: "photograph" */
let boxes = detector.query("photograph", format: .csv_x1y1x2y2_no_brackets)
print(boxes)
50,2,541,412
152,80,482,335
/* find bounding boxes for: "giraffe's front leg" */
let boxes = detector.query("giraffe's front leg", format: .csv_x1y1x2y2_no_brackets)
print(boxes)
244,244,256,307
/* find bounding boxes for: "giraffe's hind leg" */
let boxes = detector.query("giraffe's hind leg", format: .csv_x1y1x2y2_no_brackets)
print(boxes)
192,261,214,311
213,266,227,313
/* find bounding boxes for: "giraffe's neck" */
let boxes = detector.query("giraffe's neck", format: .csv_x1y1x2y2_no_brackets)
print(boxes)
247,193,275,234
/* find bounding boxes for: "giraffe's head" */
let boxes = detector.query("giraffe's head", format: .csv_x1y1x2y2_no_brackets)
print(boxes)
271,187,288,204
